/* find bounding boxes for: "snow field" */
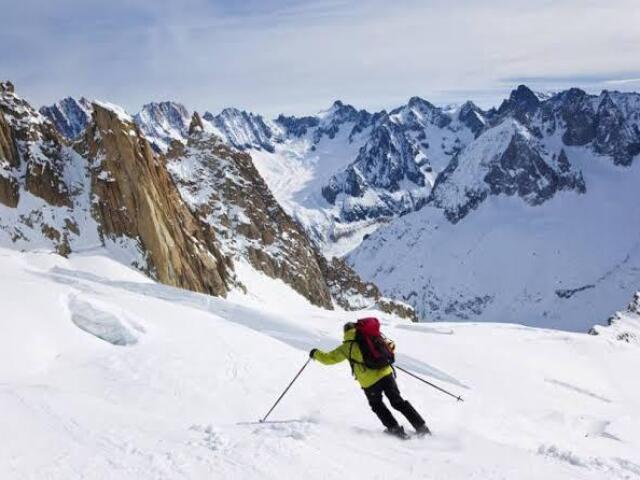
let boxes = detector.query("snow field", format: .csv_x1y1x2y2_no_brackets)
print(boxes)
1,248,639,479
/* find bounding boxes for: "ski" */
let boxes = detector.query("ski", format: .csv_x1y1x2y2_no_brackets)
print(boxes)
236,419,307,426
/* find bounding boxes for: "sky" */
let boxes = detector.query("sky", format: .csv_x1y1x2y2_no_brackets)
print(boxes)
1,0,639,117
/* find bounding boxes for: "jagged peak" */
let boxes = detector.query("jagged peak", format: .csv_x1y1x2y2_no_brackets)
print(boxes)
552,87,589,104
460,100,481,113
407,96,438,111
136,101,189,120
597,90,618,108
188,111,204,135
320,100,360,118
212,107,271,127
140,100,187,109
218,106,247,117
56,96,91,107
0,80,15,94
93,100,134,124
510,84,539,103
0,81,49,128
39,96,93,140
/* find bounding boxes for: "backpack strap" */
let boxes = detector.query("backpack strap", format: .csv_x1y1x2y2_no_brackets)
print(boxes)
345,340,365,378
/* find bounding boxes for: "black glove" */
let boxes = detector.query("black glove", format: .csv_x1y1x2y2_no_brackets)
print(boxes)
309,348,318,359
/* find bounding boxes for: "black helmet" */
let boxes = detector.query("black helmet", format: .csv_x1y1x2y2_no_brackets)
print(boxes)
343,322,356,332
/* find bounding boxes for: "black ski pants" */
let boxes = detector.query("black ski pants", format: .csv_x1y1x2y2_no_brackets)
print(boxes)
363,373,426,430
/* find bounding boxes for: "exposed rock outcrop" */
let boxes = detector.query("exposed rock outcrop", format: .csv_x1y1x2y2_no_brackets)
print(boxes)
0,81,93,254
590,292,640,343
81,103,231,296
0,111,20,207
0,81,71,208
166,130,333,308
317,255,417,321
429,120,586,223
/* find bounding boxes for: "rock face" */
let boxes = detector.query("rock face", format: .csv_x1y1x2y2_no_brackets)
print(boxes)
1,81,72,208
202,108,278,152
2,83,231,295
429,120,586,223
322,117,427,221
0,81,85,255
0,108,20,208
40,97,93,140
317,254,417,321
166,127,333,308
82,103,231,296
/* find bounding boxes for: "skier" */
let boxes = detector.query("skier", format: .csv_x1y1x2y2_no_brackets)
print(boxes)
309,321,430,438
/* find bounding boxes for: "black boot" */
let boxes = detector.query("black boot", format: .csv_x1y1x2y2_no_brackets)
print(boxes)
385,425,409,439
415,424,431,437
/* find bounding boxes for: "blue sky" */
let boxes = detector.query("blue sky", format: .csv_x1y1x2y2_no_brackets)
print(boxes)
2,0,639,116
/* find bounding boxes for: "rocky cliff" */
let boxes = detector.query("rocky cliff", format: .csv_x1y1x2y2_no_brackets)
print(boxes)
80,103,231,295
2,82,232,296
165,124,332,308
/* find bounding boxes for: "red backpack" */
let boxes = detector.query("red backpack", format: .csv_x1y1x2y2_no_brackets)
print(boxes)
352,317,395,369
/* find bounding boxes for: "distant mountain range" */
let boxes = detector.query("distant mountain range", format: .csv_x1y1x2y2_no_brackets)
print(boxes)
4,81,640,330
1,80,414,321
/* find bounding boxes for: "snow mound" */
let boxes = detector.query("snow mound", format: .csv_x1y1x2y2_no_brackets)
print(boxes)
69,296,141,346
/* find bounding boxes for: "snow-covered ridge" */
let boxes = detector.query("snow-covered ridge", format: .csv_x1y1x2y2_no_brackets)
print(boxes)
4,82,415,318
591,292,640,344
42,86,640,245
133,101,190,152
39,97,93,140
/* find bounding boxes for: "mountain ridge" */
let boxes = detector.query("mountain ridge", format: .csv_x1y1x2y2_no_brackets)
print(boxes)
3,80,415,319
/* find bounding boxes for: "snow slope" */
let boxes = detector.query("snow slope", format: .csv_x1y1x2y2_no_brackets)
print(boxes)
249,118,373,257
1,247,639,479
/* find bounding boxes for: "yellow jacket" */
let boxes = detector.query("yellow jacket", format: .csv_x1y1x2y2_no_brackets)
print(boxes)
312,327,393,388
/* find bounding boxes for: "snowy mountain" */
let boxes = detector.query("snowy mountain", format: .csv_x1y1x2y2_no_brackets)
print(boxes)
428,118,586,223
19,81,640,330
349,86,640,331
128,96,478,249
2,246,639,479
39,96,93,140
202,108,280,152
133,101,191,153
2,81,233,295
1,81,414,319
3,79,640,479
165,118,333,309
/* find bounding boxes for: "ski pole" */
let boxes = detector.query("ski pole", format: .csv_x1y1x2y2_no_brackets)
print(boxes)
260,358,311,423
396,365,464,402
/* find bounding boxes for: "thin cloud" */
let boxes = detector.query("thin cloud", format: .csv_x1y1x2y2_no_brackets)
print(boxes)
1,0,638,117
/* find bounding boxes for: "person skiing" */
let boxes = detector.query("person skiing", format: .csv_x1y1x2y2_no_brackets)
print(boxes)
309,320,430,438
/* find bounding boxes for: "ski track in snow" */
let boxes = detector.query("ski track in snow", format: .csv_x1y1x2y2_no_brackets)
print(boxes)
544,379,612,404
1,248,640,480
